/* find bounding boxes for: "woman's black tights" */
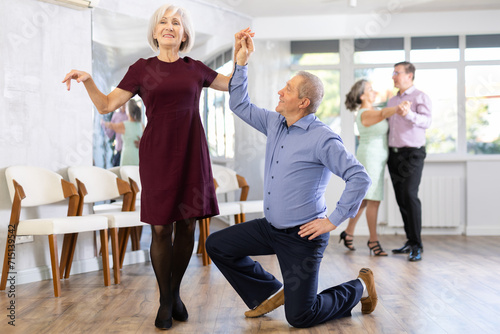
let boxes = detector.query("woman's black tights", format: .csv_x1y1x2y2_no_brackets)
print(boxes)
150,218,196,324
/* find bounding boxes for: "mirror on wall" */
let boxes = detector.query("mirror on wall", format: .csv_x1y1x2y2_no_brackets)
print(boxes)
91,8,152,168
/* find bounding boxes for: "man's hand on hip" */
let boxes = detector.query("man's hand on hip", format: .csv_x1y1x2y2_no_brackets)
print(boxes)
298,217,337,240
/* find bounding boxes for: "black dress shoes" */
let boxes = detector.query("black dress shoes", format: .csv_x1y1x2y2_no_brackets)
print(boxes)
392,243,412,254
409,246,422,262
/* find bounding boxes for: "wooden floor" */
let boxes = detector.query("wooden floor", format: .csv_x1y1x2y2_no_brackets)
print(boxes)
2,225,500,333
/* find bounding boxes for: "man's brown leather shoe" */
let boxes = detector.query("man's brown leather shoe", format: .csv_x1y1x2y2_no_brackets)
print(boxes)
358,268,377,314
244,289,284,318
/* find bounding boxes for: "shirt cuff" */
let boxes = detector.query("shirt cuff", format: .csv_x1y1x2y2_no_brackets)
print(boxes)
404,110,415,122
229,64,248,89
328,211,344,227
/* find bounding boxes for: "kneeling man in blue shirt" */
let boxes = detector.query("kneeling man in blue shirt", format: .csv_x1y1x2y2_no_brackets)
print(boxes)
206,31,374,328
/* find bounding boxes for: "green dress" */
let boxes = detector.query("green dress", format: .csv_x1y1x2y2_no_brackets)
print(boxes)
120,121,143,166
355,108,388,201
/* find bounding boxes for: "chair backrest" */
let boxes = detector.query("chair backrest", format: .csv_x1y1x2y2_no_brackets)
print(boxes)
211,165,240,194
120,165,141,199
67,166,122,203
5,166,67,207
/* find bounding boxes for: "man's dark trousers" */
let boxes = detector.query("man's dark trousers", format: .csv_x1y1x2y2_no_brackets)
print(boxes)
387,146,426,248
206,218,363,328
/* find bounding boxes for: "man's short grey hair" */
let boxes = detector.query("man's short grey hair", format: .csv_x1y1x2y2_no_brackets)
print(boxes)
147,4,195,53
296,71,324,114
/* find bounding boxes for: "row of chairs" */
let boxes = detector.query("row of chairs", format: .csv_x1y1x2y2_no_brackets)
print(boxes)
1,165,145,297
0,164,263,297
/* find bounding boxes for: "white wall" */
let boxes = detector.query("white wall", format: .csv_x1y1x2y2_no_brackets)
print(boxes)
0,0,94,283
466,160,500,235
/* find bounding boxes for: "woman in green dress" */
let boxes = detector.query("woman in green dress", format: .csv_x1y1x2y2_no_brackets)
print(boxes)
341,80,411,256
103,100,143,166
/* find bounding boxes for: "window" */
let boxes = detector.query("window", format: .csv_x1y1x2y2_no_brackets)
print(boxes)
201,50,235,159
353,36,462,154
291,40,341,132
410,36,460,63
466,65,500,154
287,35,500,157
354,37,404,64
302,69,341,133
291,40,340,65
417,69,458,154
465,34,500,61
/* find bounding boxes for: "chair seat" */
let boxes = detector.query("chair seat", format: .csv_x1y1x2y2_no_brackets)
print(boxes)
97,211,146,228
217,202,241,216
17,216,108,235
94,201,141,214
238,200,263,214
93,203,122,214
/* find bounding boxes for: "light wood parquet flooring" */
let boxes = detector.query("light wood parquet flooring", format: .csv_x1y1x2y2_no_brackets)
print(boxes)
1,226,500,334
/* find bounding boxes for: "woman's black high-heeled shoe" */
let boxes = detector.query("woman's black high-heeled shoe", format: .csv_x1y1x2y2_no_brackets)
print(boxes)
339,231,356,251
367,241,388,256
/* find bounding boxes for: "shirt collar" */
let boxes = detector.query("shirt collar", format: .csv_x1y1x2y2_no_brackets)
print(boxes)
281,113,316,130
398,85,416,96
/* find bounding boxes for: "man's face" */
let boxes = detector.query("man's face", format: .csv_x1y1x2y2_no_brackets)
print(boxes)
392,65,413,90
276,75,303,116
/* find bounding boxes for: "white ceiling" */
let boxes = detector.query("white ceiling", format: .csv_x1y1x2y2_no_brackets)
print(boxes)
208,0,500,18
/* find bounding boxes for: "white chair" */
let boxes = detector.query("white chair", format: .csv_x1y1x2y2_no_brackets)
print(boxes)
211,164,264,223
1,166,111,297
66,166,147,284
239,199,264,222
91,167,123,214
212,164,245,226
119,165,141,211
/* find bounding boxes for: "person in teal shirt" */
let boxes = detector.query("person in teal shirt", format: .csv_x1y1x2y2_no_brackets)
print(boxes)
340,80,410,256
103,100,143,165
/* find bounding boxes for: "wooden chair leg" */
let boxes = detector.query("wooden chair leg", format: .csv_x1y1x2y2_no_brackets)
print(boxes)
234,214,242,225
48,235,61,297
99,229,111,287
110,227,120,284
200,218,211,266
130,226,142,251
62,233,78,279
1,224,17,291
240,213,246,223
197,219,204,254
59,234,71,278
118,228,131,269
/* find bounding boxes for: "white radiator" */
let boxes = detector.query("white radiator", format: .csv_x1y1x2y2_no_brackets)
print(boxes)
386,176,463,227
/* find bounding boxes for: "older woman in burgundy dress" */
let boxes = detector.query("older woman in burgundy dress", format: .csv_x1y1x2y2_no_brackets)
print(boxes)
63,4,253,330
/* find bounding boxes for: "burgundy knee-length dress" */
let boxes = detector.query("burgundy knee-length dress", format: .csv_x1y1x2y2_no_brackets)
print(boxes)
117,56,219,225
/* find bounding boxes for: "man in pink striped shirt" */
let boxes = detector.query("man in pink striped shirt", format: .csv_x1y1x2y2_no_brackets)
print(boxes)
387,61,432,262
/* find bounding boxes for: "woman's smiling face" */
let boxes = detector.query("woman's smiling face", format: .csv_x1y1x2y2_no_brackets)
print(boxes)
153,10,186,50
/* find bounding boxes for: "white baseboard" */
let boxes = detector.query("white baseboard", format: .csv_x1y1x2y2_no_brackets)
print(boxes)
13,250,150,286
465,226,500,236
331,225,465,237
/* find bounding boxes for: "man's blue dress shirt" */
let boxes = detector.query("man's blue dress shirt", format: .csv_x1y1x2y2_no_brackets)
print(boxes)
229,65,371,229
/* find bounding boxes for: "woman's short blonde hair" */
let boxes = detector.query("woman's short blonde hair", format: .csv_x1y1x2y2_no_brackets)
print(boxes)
147,4,195,53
